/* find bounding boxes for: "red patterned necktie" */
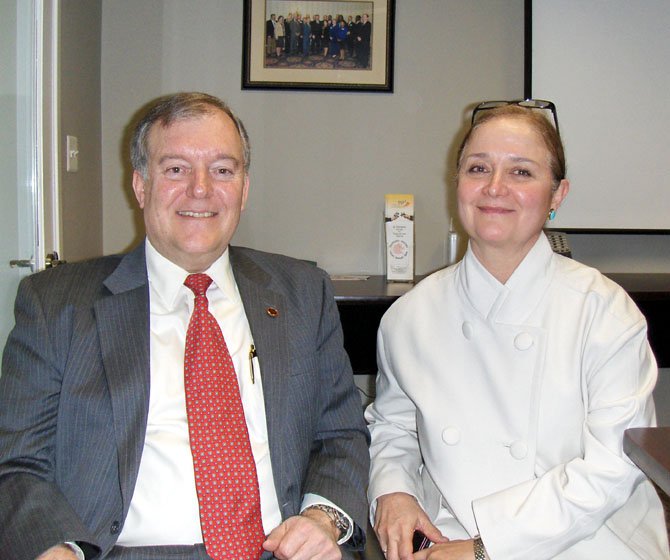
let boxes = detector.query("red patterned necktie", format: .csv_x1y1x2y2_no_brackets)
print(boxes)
183,273,265,560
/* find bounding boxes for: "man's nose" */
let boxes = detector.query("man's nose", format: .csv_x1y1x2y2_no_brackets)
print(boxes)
188,169,212,198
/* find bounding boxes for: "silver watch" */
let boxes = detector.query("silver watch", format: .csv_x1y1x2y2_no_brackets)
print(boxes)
304,504,350,540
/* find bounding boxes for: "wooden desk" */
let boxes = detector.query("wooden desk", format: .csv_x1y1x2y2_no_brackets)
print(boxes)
624,427,670,496
333,273,670,373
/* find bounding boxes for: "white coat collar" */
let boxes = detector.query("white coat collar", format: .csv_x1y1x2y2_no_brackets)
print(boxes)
458,233,555,324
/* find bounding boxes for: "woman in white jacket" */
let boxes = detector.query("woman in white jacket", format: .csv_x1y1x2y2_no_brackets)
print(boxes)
366,101,669,560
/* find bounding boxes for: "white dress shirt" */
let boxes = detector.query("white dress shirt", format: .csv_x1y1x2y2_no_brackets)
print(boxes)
117,240,352,546
117,241,281,545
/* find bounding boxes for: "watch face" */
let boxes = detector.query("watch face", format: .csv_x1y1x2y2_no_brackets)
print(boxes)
331,509,350,535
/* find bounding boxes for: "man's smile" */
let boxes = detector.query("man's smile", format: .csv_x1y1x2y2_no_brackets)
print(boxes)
177,211,217,218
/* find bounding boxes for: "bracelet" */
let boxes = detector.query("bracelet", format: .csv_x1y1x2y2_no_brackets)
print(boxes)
303,504,350,540
473,536,487,560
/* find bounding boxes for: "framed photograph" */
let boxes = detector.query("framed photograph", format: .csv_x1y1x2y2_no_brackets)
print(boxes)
242,0,395,92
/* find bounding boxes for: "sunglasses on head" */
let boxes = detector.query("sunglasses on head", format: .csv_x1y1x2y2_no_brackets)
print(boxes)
471,99,559,134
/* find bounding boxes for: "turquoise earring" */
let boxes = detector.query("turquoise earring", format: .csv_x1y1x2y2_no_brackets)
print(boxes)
548,208,556,221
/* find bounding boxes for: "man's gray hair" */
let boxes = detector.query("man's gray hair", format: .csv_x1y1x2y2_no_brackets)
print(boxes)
130,92,251,178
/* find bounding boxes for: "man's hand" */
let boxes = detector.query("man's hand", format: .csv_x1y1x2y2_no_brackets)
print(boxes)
374,492,447,560
263,510,341,560
35,544,78,560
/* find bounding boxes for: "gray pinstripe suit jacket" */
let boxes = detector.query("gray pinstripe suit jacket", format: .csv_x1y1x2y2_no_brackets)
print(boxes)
0,243,369,560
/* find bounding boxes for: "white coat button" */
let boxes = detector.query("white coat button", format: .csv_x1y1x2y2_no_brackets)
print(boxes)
462,322,473,340
514,332,534,350
510,441,528,459
442,426,461,445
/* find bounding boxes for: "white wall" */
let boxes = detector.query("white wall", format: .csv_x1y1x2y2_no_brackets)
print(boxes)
532,0,670,231
101,0,525,274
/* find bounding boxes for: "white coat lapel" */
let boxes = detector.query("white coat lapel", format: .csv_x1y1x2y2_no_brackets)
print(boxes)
458,234,555,325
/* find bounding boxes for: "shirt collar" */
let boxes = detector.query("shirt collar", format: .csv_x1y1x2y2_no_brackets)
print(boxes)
145,239,239,311
458,233,555,323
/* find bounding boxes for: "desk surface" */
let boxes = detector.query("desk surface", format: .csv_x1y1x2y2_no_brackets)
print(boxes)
333,275,418,303
624,428,670,496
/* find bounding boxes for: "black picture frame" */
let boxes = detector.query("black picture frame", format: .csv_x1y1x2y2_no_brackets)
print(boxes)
242,0,395,92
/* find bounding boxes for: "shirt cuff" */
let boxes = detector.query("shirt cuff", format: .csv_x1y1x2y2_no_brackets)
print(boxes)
64,542,86,560
301,493,354,545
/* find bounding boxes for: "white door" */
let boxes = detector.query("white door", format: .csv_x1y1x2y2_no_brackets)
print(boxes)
0,0,59,350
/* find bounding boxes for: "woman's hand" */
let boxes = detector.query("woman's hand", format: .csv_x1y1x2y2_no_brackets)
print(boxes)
414,539,478,560
374,492,447,560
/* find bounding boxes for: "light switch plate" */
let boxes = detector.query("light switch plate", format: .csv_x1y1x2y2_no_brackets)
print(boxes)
66,135,79,172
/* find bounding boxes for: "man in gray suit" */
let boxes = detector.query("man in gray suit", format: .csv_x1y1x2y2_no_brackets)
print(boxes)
0,93,369,560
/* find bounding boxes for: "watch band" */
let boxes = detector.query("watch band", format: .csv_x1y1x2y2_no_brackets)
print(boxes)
473,536,487,560
304,504,350,540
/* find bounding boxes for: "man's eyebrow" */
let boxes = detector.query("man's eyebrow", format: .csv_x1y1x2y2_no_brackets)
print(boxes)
156,153,241,165
212,153,242,164
157,154,187,165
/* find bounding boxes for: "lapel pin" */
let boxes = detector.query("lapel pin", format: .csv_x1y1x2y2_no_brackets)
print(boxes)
266,306,279,318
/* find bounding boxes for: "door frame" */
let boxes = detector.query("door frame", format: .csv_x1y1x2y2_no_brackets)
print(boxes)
36,0,61,270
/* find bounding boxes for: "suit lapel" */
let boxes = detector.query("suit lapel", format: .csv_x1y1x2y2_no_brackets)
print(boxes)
95,245,295,517
96,244,150,515
230,248,291,512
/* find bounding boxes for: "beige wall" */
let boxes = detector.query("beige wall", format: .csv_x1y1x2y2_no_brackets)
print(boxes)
100,0,525,274
54,0,670,424
53,0,670,421
59,0,103,262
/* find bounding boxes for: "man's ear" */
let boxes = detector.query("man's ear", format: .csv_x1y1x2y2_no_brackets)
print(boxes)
132,170,147,209
240,173,250,212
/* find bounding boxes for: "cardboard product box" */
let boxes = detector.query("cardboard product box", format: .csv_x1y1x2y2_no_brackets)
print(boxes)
385,194,414,282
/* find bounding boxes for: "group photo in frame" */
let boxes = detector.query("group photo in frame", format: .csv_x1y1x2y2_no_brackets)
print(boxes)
242,0,395,91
